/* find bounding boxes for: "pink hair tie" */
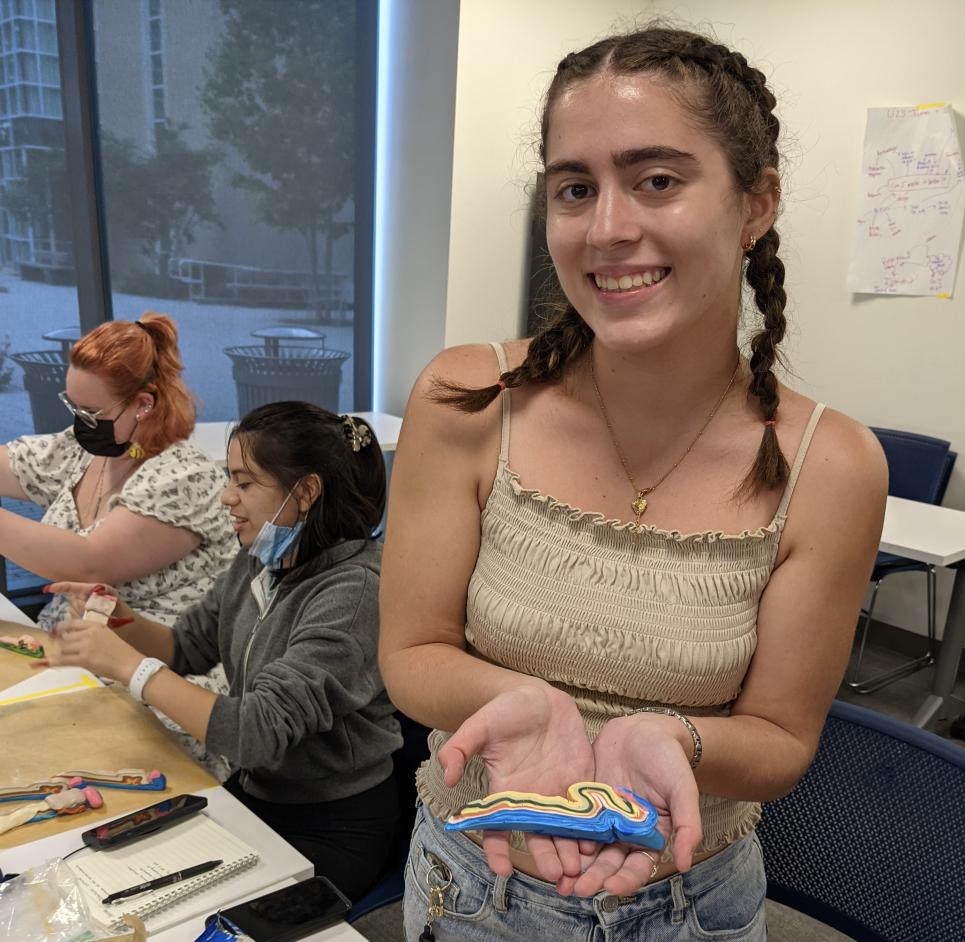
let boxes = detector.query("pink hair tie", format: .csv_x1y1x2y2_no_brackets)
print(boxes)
496,379,507,391
763,419,777,428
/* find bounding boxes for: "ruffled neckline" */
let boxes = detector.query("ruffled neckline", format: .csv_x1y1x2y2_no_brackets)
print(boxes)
500,462,785,545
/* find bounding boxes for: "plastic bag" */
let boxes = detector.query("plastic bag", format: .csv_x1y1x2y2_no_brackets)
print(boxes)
0,858,97,942
0,858,145,942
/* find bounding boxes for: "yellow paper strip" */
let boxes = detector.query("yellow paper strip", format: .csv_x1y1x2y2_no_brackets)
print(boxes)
0,673,100,706
915,102,944,110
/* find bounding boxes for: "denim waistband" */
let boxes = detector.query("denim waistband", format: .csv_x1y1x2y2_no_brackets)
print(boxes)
416,804,759,919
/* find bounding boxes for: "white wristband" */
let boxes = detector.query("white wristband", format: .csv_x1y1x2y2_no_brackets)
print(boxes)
129,657,166,703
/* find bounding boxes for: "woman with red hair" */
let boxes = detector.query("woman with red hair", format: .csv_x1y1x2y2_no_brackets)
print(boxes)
0,313,234,630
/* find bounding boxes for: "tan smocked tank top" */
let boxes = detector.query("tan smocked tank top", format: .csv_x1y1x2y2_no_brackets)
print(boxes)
416,342,826,855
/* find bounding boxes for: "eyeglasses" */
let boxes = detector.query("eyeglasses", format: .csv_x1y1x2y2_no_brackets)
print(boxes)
58,390,130,429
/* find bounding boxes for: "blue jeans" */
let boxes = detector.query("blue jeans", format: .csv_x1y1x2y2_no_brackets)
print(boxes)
403,805,767,941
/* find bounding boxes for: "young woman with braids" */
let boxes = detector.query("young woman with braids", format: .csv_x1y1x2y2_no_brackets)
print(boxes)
380,26,886,941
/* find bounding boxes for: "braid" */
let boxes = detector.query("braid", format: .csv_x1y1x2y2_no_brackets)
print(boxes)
429,306,593,412
443,22,792,497
668,43,778,133
740,228,789,495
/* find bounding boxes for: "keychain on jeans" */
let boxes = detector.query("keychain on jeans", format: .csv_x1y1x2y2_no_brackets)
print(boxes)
420,858,452,941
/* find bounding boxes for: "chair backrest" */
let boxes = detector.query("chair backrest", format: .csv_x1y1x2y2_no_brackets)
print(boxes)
347,712,431,922
870,427,955,504
756,700,965,942
938,450,956,504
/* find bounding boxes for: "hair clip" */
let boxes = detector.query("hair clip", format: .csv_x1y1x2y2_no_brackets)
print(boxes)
340,415,372,452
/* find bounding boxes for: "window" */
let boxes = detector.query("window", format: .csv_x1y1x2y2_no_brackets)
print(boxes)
0,0,376,599
94,0,374,420
0,1,78,596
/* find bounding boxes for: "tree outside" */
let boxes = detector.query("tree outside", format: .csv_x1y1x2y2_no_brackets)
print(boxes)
100,123,220,298
200,0,355,321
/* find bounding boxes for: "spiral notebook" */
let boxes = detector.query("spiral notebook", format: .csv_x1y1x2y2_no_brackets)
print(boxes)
69,814,260,932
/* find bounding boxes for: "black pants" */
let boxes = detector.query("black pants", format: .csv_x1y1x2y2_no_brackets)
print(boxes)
223,772,400,902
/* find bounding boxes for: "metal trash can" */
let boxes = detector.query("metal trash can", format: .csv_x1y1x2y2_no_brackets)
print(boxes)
223,345,350,416
10,350,69,434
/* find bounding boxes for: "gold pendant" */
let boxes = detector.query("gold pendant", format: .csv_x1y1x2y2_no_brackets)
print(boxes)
631,493,648,521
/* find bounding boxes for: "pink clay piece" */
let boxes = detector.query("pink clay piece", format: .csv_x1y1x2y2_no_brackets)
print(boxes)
82,786,103,809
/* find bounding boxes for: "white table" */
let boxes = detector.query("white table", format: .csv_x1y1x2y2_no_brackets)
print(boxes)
189,412,402,468
0,785,367,941
879,495,965,726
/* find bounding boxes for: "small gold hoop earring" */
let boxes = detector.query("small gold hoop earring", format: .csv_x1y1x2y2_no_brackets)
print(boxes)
741,235,757,252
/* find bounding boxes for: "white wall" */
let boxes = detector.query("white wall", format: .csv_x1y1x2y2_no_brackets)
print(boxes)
440,0,965,639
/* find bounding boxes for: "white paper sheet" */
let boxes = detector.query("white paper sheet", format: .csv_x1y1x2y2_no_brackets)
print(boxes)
0,594,38,628
0,666,103,706
848,104,965,297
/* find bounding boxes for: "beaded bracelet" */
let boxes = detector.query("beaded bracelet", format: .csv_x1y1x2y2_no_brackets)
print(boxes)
629,707,703,770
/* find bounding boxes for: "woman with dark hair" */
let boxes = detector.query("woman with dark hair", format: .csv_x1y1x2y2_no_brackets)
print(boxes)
0,312,234,628
380,24,887,941
44,402,402,900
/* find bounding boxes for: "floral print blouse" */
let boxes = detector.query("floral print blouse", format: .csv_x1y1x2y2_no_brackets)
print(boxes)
8,428,236,629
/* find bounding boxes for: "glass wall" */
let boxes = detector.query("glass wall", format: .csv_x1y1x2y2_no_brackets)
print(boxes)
93,0,361,421
0,0,79,594
0,0,374,599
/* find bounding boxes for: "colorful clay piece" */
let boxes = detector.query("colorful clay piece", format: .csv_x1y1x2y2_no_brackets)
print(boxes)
0,780,69,803
62,768,167,791
0,786,103,835
0,769,166,803
0,634,45,658
84,589,118,625
445,781,666,850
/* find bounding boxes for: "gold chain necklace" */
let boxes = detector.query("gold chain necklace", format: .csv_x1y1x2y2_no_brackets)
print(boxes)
87,458,109,523
590,355,742,528
88,457,134,523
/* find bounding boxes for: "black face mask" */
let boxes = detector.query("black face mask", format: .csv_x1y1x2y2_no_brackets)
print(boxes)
73,416,131,458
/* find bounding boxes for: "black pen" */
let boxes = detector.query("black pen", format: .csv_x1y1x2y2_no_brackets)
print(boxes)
102,859,223,904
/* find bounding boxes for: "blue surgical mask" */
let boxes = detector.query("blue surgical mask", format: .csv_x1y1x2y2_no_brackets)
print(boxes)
248,490,304,568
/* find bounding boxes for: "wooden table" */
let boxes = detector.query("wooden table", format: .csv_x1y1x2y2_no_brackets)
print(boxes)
879,495,965,727
0,610,354,937
0,622,218,850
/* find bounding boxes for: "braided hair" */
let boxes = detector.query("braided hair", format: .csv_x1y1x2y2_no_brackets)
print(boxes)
432,26,789,496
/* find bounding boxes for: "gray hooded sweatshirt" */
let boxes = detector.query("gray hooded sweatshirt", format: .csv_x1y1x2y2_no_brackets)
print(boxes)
171,539,401,804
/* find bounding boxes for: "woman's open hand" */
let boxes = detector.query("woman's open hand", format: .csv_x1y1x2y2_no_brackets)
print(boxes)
439,684,594,885
567,712,702,897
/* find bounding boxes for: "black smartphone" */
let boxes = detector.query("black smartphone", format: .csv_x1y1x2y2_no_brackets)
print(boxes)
81,793,208,850
213,875,352,942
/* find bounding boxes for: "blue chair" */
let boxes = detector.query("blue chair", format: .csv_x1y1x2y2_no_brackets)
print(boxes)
757,700,965,942
348,712,431,922
847,428,956,694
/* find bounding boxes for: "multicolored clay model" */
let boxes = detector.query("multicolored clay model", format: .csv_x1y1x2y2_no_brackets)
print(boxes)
0,768,166,803
62,768,167,791
0,634,45,659
445,781,666,850
0,785,103,835
0,779,69,803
